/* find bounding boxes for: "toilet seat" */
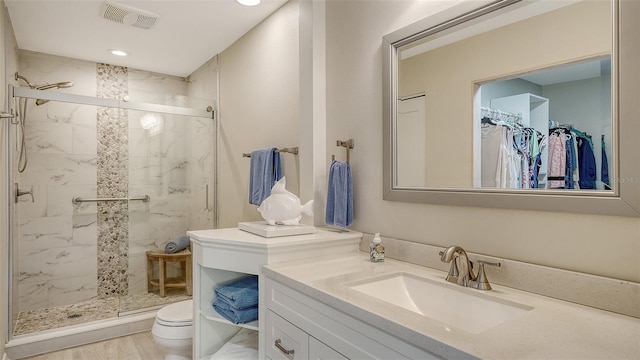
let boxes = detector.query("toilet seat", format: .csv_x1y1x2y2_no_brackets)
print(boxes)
156,318,192,327
156,300,193,327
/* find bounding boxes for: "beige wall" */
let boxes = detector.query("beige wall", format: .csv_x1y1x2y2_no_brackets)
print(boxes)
399,1,610,187
325,0,640,282
217,1,300,228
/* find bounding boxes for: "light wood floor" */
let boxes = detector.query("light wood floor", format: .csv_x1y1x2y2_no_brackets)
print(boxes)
22,331,165,360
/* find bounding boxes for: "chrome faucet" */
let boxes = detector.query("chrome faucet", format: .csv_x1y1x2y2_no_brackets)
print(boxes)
439,245,501,290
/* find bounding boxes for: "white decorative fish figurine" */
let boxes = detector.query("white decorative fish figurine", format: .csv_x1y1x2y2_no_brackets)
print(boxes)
257,177,314,225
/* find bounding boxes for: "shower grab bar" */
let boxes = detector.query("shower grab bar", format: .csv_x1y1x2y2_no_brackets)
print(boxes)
72,195,150,205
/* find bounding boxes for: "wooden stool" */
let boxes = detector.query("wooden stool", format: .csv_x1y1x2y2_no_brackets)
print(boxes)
146,248,192,297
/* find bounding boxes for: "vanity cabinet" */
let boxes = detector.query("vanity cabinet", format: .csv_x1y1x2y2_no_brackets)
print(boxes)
188,228,361,360
266,310,348,360
265,278,441,360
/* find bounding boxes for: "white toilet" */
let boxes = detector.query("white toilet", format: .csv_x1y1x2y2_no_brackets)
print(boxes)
152,299,194,360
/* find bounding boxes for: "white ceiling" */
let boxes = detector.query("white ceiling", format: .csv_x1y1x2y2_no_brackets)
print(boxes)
5,0,288,77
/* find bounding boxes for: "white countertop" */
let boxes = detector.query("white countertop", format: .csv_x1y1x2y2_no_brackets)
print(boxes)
188,227,361,249
263,253,640,359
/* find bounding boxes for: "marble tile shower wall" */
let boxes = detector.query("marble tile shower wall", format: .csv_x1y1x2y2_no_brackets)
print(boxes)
16,51,214,311
18,52,99,312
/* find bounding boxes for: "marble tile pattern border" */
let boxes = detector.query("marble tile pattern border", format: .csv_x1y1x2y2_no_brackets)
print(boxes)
359,233,640,318
96,63,129,298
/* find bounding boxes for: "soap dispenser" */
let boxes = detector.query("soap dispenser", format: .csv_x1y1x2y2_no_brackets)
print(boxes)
370,233,385,262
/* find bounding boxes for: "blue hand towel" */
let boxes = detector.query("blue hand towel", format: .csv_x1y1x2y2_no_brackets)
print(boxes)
214,275,259,309
249,147,282,205
213,299,258,324
325,160,353,228
164,235,190,254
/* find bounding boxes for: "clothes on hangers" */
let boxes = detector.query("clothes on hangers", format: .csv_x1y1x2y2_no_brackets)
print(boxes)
547,131,567,189
577,136,597,189
547,126,597,189
481,123,503,187
602,135,610,190
482,118,544,189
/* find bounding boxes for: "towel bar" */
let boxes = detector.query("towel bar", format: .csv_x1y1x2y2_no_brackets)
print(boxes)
334,139,354,163
242,147,299,157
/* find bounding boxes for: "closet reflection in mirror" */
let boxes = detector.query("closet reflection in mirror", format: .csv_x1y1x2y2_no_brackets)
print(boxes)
395,0,613,192
476,57,611,190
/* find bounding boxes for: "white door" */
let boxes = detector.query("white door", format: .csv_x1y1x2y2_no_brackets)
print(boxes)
396,95,426,187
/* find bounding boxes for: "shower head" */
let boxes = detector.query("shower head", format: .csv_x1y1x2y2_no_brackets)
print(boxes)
35,81,74,90
15,73,74,105
15,73,73,91
34,82,74,105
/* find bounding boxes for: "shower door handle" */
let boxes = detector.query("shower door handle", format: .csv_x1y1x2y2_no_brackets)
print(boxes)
15,183,34,203
205,184,209,211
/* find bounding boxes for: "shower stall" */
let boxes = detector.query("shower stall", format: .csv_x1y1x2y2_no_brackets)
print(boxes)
4,52,217,345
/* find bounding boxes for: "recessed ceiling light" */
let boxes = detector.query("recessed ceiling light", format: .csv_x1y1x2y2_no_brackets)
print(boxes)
109,49,129,57
236,0,260,6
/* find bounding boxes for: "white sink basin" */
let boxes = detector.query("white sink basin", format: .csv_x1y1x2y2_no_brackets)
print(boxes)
347,272,532,334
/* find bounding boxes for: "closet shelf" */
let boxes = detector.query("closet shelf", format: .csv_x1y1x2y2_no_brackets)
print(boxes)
200,307,259,331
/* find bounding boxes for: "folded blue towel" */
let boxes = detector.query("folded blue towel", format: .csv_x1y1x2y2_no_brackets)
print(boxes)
164,235,190,254
249,147,282,206
213,299,258,324
325,160,353,228
214,276,259,309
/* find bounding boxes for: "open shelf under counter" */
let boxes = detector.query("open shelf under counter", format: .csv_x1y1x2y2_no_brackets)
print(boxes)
200,306,259,331
190,226,363,359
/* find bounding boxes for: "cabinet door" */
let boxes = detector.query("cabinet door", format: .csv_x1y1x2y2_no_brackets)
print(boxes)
309,337,348,360
266,310,309,360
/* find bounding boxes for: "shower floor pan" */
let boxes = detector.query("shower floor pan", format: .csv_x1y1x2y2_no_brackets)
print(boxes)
7,290,190,359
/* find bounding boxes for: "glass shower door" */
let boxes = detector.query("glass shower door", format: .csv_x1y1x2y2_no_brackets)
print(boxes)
120,108,215,314
12,100,106,335
11,90,215,335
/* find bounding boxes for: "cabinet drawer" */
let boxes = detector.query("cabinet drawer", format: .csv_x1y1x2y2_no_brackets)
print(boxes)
266,310,309,360
309,337,348,360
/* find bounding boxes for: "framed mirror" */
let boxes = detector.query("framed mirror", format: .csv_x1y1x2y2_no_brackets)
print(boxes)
382,0,640,216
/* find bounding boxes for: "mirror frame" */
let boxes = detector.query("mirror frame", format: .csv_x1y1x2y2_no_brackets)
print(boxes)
382,0,640,217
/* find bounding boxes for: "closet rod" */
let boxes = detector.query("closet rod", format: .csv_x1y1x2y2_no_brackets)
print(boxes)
480,106,522,121
242,147,299,158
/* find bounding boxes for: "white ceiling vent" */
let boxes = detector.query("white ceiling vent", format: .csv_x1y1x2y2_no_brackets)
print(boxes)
100,1,159,30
